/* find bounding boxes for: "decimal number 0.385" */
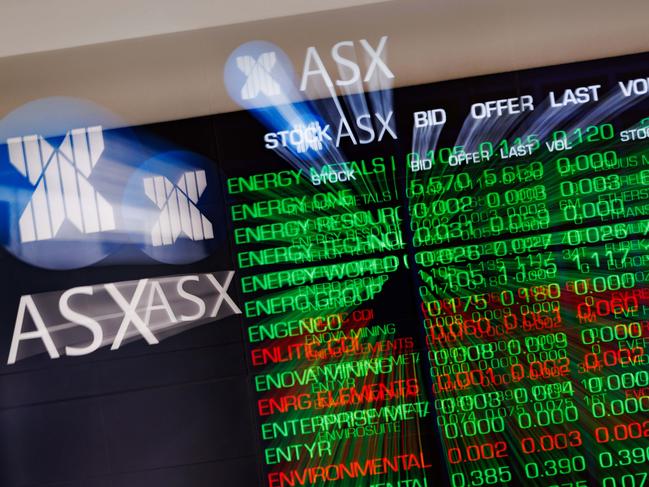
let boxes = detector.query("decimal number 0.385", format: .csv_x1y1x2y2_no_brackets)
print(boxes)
451,466,511,486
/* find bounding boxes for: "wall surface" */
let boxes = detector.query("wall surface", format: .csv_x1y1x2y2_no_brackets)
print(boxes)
1,0,648,125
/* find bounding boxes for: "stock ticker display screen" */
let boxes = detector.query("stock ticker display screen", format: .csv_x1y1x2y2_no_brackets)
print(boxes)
2,50,649,487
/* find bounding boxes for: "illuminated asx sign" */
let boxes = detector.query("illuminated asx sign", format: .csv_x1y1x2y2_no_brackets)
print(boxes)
237,51,282,100
1,129,237,364
8,126,115,243
0,99,237,366
1,126,221,268
143,170,214,247
224,37,397,152
227,36,394,103
297,36,394,91
7,272,241,365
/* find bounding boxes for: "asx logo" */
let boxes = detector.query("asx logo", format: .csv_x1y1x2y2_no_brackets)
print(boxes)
7,271,241,365
224,36,394,107
143,170,214,246
8,126,115,243
236,51,282,100
1,123,222,269
297,35,394,91
122,150,223,265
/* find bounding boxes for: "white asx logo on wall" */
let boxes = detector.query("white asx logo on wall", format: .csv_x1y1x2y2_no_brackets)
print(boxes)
7,271,241,365
237,52,282,100
224,40,298,110
143,170,214,246
224,37,395,110
7,126,115,242
121,150,223,265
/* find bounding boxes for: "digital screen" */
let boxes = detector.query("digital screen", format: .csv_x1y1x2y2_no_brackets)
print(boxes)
1,50,649,487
